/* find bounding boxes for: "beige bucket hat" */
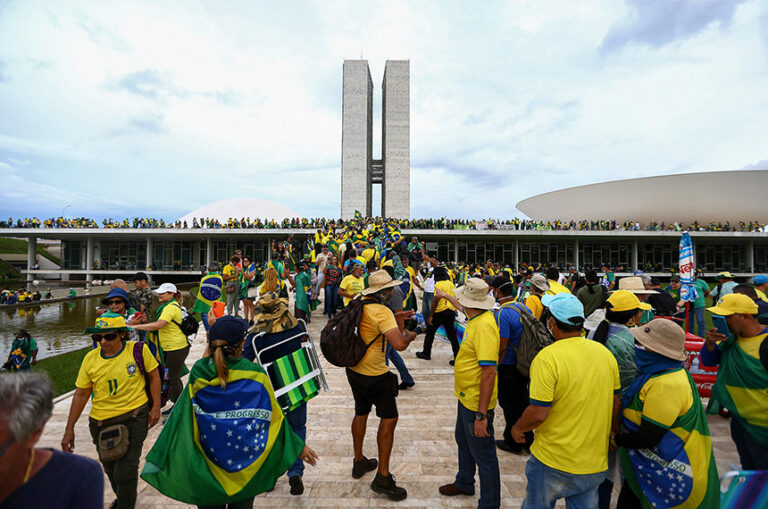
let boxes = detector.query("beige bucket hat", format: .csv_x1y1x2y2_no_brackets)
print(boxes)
455,277,495,310
630,318,687,361
616,276,658,295
361,270,402,295
529,274,550,292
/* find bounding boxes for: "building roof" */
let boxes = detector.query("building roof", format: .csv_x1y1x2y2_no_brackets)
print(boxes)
516,170,768,224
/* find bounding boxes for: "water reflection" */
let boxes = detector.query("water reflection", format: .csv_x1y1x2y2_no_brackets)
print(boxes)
1,296,106,360
1,292,197,361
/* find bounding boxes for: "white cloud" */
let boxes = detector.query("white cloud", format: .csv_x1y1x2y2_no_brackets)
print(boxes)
0,0,766,221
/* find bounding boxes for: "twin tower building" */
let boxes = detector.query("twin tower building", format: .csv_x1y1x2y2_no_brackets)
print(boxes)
341,60,410,219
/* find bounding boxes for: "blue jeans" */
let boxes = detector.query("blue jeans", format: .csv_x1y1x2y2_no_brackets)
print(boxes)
522,454,606,509
687,306,706,337
285,403,307,477
386,343,414,385
324,285,339,318
422,291,434,316
454,401,500,509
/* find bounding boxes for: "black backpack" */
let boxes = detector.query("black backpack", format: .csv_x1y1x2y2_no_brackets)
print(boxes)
169,302,200,337
320,297,382,367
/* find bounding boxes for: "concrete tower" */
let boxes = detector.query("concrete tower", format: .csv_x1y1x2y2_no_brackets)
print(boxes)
341,59,410,219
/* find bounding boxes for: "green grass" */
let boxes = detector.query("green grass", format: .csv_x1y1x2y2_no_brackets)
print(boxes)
0,258,20,278
32,347,91,397
0,238,62,267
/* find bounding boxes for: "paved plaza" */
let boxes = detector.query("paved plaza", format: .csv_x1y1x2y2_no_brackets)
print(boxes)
39,307,741,508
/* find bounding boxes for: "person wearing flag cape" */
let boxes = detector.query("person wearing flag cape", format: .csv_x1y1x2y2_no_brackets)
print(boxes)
190,262,224,333
702,293,768,470
614,319,719,508
141,315,318,508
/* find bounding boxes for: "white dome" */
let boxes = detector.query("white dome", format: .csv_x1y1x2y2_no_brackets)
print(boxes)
179,198,301,223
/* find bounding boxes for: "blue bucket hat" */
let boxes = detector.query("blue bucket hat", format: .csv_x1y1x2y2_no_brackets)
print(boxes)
753,275,768,285
101,287,131,306
541,293,585,325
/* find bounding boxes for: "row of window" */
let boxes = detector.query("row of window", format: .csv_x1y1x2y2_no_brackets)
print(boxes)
61,239,767,272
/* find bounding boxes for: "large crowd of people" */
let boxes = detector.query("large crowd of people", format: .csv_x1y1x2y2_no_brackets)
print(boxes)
2,215,766,232
2,215,767,509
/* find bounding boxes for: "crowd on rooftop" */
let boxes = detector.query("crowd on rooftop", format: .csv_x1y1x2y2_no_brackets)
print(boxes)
2,215,766,232
2,215,768,509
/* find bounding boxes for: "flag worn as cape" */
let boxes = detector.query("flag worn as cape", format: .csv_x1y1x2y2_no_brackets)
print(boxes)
141,357,305,505
706,329,768,445
620,369,719,509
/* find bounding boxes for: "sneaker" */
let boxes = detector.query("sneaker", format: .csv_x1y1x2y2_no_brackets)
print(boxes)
371,472,407,501
398,381,415,390
352,456,378,479
438,483,475,496
496,439,527,455
415,351,431,360
289,475,304,496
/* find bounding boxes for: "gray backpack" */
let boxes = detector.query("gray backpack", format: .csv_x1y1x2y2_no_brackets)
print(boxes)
502,302,553,377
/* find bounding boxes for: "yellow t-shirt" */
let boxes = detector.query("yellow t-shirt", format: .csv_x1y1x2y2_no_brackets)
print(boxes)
361,248,379,265
339,275,365,306
756,288,768,303
76,341,158,420
349,301,398,376
525,294,544,319
158,303,190,352
454,311,500,412
222,264,237,279
623,368,693,430
546,280,572,295
529,336,620,474
434,280,456,313
737,330,768,360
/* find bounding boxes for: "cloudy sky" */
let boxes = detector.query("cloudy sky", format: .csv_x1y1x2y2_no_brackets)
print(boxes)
0,0,767,221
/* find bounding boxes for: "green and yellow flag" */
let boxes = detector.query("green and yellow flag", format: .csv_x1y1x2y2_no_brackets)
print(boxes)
706,331,768,445
141,357,304,505
621,370,719,509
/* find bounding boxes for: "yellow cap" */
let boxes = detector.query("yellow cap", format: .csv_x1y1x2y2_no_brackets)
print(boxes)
707,293,758,316
606,290,652,312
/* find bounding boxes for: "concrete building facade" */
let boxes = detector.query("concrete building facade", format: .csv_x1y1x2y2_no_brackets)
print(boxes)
341,60,410,219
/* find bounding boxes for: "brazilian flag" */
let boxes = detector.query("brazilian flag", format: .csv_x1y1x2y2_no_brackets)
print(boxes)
197,273,224,307
620,370,719,509
354,209,362,218
706,333,768,445
141,357,305,505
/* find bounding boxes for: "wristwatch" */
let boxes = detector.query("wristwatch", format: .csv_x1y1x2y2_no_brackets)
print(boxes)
475,411,487,421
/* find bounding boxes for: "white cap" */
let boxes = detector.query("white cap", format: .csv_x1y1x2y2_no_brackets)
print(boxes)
154,282,178,294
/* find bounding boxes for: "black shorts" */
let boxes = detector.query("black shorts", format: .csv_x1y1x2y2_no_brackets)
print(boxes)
345,368,398,419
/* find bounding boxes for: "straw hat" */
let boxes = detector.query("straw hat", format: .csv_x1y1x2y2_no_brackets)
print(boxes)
455,278,495,310
362,270,402,295
630,319,687,361
616,276,657,295
529,274,550,292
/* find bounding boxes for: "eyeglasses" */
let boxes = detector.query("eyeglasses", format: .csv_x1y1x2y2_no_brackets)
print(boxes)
105,300,124,306
91,333,119,342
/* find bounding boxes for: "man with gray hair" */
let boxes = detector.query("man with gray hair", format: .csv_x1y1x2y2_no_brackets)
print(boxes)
0,372,103,508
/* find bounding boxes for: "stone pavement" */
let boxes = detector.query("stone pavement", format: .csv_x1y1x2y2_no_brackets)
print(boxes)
39,308,741,508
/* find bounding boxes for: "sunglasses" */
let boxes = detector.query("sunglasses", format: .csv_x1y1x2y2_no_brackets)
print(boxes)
91,333,120,342
105,300,124,306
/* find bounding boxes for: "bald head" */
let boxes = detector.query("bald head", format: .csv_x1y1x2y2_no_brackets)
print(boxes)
111,279,128,291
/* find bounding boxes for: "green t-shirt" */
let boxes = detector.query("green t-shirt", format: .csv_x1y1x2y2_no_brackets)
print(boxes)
10,337,37,371
693,279,709,308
